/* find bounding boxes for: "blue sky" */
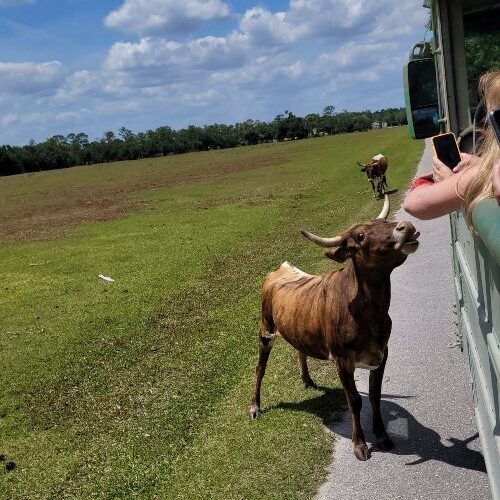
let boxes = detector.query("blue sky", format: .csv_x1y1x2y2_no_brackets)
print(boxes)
0,0,427,145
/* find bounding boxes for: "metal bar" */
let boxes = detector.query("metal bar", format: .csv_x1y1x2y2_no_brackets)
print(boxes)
448,0,472,132
436,0,457,132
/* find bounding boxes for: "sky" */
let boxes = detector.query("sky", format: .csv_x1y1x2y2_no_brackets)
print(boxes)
0,0,428,145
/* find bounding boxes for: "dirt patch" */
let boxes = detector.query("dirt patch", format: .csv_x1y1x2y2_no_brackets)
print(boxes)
3,197,143,242
0,148,292,243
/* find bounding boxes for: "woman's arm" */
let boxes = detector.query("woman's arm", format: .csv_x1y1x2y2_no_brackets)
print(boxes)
403,164,478,219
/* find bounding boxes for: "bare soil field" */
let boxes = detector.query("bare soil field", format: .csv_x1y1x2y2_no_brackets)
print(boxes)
0,145,291,241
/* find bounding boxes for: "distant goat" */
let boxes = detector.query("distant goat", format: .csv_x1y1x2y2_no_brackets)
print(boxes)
250,195,420,461
358,154,388,197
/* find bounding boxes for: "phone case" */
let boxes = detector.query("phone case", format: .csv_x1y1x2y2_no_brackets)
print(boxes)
431,132,461,168
431,132,459,154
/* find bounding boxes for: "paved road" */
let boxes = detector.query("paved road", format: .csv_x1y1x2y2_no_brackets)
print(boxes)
315,140,491,500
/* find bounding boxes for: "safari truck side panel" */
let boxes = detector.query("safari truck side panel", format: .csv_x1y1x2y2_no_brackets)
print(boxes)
435,2,500,496
405,1,500,496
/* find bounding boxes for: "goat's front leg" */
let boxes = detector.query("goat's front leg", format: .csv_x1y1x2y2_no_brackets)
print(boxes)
377,179,384,197
336,360,369,461
369,348,394,450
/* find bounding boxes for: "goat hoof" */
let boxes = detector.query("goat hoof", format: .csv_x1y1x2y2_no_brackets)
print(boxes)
303,378,317,389
354,444,370,461
250,405,260,420
375,435,394,451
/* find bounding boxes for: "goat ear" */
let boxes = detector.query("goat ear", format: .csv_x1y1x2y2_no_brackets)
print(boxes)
325,245,350,262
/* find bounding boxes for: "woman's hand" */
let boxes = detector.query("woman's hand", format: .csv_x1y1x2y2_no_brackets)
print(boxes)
432,152,474,182
452,152,474,173
432,157,454,182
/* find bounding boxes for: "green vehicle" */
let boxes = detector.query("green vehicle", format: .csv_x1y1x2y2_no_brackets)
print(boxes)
404,1,500,497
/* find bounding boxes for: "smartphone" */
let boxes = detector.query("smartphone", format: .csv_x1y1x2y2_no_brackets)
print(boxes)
488,109,500,147
431,132,461,169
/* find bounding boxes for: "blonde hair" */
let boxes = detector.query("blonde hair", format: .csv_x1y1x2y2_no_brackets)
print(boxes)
464,71,500,229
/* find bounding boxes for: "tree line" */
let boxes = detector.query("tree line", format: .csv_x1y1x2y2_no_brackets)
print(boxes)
0,106,407,176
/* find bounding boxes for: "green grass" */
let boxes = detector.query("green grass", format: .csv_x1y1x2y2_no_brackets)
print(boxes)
0,128,424,499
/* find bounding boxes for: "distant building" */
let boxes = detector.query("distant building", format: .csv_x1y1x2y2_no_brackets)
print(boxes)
372,121,389,129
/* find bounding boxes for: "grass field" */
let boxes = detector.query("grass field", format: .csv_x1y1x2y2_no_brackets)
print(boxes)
0,128,423,499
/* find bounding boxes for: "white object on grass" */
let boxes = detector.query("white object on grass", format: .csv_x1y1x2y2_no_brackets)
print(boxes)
99,274,115,282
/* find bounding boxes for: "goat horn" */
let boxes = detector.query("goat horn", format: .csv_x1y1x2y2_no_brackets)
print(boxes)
376,194,390,220
301,230,342,247
357,160,366,167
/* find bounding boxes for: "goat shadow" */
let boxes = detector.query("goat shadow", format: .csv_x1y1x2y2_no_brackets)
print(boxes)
268,386,486,473
368,188,398,199
383,188,398,195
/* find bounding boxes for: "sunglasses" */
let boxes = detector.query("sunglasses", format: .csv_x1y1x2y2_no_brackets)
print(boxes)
487,108,500,147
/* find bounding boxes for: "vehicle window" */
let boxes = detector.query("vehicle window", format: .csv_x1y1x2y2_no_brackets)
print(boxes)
463,6,500,113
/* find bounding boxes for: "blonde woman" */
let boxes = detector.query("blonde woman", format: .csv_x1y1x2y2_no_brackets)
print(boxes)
404,71,500,222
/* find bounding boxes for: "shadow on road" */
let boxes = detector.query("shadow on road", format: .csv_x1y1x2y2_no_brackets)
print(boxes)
269,386,486,473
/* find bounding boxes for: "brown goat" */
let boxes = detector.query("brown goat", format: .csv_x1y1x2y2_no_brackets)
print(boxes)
358,154,388,197
250,196,419,461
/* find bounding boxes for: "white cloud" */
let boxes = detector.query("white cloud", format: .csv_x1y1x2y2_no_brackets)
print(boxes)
51,69,112,105
239,7,305,45
318,42,399,70
99,0,425,92
233,0,397,48
180,88,217,104
211,55,304,87
104,0,230,35
105,38,181,71
234,0,426,48
369,1,427,40
0,60,65,94
54,111,83,123
289,0,375,33
103,35,248,90
1,113,18,126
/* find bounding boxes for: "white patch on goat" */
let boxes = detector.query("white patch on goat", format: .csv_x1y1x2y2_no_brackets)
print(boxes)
281,261,312,277
392,222,407,250
261,331,276,340
372,153,385,161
